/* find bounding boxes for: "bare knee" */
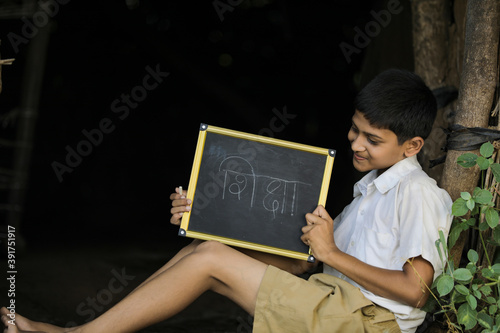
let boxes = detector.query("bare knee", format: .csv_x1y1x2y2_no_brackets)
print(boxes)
187,239,203,249
176,239,203,254
190,241,231,267
192,240,226,255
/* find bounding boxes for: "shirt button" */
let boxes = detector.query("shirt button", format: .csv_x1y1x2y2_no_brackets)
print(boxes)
350,241,355,247
360,210,365,216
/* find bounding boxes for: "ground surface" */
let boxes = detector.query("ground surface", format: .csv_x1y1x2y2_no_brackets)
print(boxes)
1,239,251,333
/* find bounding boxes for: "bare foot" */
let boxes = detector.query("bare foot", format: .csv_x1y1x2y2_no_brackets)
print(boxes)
1,312,43,333
0,307,72,333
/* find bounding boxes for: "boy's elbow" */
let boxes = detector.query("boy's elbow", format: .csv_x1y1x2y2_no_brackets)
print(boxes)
408,287,430,308
402,257,434,308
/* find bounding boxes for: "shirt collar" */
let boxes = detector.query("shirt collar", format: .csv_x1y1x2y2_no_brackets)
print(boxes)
353,155,421,197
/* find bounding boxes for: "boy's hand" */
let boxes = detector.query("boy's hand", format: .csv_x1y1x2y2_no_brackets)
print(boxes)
170,186,192,225
301,205,337,262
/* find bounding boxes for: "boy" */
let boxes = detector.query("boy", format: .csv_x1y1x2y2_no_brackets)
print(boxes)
1,69,452,333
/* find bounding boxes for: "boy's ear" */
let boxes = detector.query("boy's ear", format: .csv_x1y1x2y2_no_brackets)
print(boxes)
404,137,425,157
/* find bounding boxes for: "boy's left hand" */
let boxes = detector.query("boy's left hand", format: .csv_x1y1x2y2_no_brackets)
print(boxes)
301,205,337,262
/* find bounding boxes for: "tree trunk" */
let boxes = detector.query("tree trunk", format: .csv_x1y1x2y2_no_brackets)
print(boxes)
412,0,467,182
440,0,500,267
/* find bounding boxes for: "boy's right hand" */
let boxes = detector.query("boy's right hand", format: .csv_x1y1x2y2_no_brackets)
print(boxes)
170,186,192,225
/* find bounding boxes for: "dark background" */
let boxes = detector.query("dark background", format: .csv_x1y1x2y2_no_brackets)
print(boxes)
0,1,419,330
1,0,414,249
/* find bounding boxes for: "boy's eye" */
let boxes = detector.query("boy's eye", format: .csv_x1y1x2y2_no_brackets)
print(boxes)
367,137,379,145
350,126,359,133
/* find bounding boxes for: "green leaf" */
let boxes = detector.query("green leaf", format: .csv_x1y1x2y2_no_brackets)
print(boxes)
493,226,500,246
454,268,473,281
435,231,446,264
457,153,478,168
491,263,500,275
477,156,491,170
485,207,500,229
453,198,470,217
466,262,477,275
448,225,462,250
480,220,491,231
458,303,478,330
474,189,493,204
482,267,495,279
436,229,449,264
449,223,468,249
481,142,495,158
467,294,478,310
430,273,441,289
467,217,477,226
466,199,476,210
455,284,470,295
461,192,472,200
474,186,483,196
437,274,454,296
489,305,498,316
421,295,439,313
488,296,497,304
446,262,454,275
478,311,494,329
481,285,493,297
468,249,479,263
490,163,500,183
452,291,467,304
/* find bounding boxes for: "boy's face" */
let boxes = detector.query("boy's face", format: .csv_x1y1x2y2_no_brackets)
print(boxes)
347,110,407,173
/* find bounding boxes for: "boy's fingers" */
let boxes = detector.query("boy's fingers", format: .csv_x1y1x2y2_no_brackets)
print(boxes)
301,224,314,234
305,212,323,225
315,205,333,221
169,192,185,200
171,198,192,208
305,215,315,225
170,205,191,215
170,213,183,225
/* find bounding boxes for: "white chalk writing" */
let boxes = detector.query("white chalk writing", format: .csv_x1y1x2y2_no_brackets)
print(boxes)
219,156,310,218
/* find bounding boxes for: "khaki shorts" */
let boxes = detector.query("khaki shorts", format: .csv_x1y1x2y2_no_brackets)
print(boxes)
253,265,400,333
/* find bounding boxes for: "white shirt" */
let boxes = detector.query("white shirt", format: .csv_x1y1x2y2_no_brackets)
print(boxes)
323,155,452,333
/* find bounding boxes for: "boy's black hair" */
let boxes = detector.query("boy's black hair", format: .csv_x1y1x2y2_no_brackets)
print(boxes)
354,69,437,144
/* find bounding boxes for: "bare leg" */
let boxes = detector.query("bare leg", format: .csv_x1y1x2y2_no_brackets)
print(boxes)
3,241,267,333
76,240,267,333
129,239,203,292
1,240,204,333
130,238,313,297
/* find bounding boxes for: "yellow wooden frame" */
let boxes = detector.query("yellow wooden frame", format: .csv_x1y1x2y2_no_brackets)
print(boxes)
179,124,335,262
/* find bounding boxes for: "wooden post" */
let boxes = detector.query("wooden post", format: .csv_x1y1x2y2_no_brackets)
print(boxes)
411,0,467,182
440,0,500,267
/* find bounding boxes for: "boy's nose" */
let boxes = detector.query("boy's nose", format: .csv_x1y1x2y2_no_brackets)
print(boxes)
350,135,365,152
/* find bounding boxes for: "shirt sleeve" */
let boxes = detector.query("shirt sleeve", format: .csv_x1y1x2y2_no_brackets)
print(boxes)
397,175,453,280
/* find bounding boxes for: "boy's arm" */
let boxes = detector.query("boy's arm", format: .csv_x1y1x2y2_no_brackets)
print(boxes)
302,205,433,308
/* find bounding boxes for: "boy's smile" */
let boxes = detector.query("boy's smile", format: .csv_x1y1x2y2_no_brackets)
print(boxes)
348,110,408,173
